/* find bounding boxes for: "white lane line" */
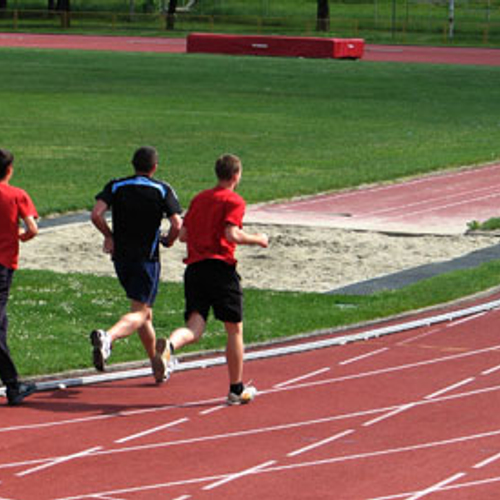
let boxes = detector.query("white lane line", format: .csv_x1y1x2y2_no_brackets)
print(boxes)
362,474,500,500
0,342,498,452
5,382,500,474
171,496,191,500
115,418,188,444
360,184,500,218
2,341,499,436
395,327,443,346
16,446,102,477
260,344,500,398
287,429,355,457
274,368,331,388
473,451,500,469
202,460,277,491
362,404,416,427
199,405,226,416
47,449,500,500
481,363,500,375
405,472,466,500
275,163,500,208
388,191,500,220
424,377,475,400
447,312,487,327
339,348,389,366
92,496,127,500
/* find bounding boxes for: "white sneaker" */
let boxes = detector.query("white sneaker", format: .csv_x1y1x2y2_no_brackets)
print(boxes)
152,338,176,384
227,385,257,406
90,329,111,372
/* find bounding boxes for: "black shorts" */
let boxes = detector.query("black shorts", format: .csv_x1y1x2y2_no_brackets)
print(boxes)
114,260,160,306
184,259,243,323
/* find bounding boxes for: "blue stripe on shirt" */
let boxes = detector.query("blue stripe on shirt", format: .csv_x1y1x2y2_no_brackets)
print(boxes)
111,177,167,198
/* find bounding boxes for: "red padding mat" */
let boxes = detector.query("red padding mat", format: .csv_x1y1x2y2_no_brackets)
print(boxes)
187,33,364,59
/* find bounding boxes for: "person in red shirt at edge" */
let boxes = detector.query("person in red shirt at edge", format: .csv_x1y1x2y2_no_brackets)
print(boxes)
153,154,269,405
0,149,39,406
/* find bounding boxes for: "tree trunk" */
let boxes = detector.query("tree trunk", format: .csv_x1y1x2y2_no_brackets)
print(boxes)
48,0,55,9
56,0,70,10
0,0,7,10
316,0,330,32
166,0,177,30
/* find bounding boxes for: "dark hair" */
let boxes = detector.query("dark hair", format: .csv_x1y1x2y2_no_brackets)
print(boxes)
132,146,158,173
0,149,14,180
215,154,241,181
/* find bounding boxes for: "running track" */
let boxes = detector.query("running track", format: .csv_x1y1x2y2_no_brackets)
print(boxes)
246,163,500,234
0,33,499,66
3,296,500,499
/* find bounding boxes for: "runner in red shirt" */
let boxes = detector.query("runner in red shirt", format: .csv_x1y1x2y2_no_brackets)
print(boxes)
0,149,38,405
153,154,268,404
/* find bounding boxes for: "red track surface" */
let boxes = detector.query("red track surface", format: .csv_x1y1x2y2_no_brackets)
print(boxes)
0,32,187,52
2,297,500,499
246,163,500,234
0,32,499,67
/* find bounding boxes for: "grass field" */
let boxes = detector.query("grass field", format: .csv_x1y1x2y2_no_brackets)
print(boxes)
2,46,500,377
2,48,500,215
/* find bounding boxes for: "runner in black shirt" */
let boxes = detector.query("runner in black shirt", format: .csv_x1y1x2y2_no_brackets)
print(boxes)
89,146,182,380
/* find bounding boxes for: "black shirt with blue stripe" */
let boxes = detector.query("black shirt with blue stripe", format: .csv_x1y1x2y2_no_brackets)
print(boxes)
96,174,182,262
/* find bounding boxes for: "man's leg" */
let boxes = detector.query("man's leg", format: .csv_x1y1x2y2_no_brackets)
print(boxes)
224,321,244,385
0,266,36,405
152,312,206,383
0,265,17,387
91,300,151,371
109,300,152,345
170,312,206,350
137,312,156,361
225,321,257,405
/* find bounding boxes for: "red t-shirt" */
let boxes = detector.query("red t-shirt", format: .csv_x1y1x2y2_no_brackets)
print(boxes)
0,184,38,269
183,186,245,266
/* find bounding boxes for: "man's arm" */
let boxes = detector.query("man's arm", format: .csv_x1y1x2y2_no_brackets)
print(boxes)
91,199,114,255
160,213,183,248
19,215,38,242
225,224,268,248
178,225,188,243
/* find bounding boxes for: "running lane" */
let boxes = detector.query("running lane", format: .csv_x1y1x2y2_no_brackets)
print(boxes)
0,32,187,52
364,44,500,66
0,33,499,67
2,297,500,499
246,163,500,234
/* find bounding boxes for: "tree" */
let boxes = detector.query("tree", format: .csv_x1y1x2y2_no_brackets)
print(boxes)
56,0,70,10
317,0,330,32
166,0,177,30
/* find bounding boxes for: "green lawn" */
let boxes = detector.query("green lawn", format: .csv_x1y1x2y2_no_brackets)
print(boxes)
1,48,500,215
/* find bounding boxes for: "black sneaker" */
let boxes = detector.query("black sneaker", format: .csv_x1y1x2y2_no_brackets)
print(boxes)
6,382,37,406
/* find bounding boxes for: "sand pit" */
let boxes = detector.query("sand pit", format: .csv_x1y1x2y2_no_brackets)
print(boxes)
18,220,500,294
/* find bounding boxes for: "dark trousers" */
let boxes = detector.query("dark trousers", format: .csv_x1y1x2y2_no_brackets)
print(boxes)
0,264,18,388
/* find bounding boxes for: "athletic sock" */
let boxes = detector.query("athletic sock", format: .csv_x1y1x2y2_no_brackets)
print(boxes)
230,382,244,396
